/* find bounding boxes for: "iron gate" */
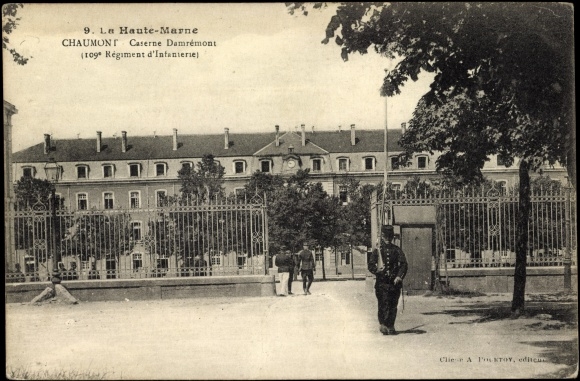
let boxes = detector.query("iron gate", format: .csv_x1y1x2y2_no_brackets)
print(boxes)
374,184,577,271
6,194,269,282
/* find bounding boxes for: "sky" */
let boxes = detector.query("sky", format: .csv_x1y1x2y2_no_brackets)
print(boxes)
3,3,433,152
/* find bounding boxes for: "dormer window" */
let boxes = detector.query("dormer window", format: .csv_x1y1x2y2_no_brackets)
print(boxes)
22,166,35,178
260,159,272,173
363,157,376,171
129,163,141,177
102,164,114,178
338,157,349,172
497,155,508,167
181,161,193,171
390,156,400,170
417,155,429,170
155,163,167,176
312,158,322,172
233,160,246,174
76,165,89,179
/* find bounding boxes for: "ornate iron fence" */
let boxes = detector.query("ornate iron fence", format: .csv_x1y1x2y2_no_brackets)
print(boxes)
377,184,577,269
6,195,269,283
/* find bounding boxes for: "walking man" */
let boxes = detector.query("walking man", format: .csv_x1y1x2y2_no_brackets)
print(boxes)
275,248,294,296
368,225,408,335
297,242,316,295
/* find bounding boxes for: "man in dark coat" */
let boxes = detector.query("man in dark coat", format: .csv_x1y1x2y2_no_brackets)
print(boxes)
368,225,408,335
297,242,316,295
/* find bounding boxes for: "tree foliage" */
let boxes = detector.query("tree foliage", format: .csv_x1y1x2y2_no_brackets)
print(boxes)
14,176,55,209
178,154,225,202
288,2,574,188
288,2,574,312
2,3,29,65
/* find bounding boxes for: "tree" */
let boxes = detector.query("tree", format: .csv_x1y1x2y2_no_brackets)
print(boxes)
2,3,29,65
288,2,574,315
244,171,285,200
267,169,341,257
178,154,225,202
14,176,55,210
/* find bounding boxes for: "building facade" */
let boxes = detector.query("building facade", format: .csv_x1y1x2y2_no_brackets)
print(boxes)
11,123,568,210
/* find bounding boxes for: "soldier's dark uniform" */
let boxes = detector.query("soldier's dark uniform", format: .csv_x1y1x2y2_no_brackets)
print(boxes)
368,225,408,335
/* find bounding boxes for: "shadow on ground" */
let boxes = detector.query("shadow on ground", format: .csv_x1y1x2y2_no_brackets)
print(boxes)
527,340,579,378
422,299,578,326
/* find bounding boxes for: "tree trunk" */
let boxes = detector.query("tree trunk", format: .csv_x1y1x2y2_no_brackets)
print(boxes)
511,159,531,315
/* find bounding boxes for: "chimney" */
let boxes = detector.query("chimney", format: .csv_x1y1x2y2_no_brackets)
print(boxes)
401,122,407,134
350,124,356,146
275,125,280,147
311,125,315,134
96,131,102,153
224,128,230,149
301,124,306,146
338,125,342,133
44,134,51,154
172,128,178,151
121,131,127,153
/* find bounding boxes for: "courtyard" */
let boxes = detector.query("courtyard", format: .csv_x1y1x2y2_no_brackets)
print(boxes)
5,280,578,379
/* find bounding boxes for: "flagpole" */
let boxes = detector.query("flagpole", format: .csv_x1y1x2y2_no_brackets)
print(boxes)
381,93,389,227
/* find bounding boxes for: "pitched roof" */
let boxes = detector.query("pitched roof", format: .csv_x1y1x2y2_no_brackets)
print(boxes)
12,129,404,163
254,132,328,156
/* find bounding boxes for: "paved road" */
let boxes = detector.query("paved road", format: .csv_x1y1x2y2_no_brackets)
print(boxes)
6,280,577,379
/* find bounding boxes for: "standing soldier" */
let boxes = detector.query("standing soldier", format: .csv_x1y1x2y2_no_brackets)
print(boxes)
297,242,316,295
368,225,408,335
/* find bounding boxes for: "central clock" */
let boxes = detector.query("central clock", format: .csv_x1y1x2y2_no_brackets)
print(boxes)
287,160,296,168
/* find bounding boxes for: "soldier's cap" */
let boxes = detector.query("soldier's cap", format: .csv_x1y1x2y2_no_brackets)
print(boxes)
382,225,395,234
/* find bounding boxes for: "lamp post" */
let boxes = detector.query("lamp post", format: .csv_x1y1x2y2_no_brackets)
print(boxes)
563,178,572,291
44,159,60,285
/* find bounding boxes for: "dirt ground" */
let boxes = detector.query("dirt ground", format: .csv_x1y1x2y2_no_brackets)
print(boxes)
5,280,578,380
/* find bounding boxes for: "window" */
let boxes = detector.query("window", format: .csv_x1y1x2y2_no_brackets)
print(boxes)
315,252,323,261
417,156,428,169
131,221,142,241
157,255,169,270
181,161,193,171
77,165,88,179
155,163,166,176
497,155,508,167
211,252,221,266
103,192,114,209
390,156,400,170
339,186,348,204
81,261,91,271
364,157,375,170
312,158,322,172
22,166,35,178
77,193,88,210
129,191,140,209
338,158,349,172
234,187,246,196
103,164,114,178
260,160,271,173
156,190,167,207
132,253,143,272
129,163,140,177
341,251,351,265
233,160,246,174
